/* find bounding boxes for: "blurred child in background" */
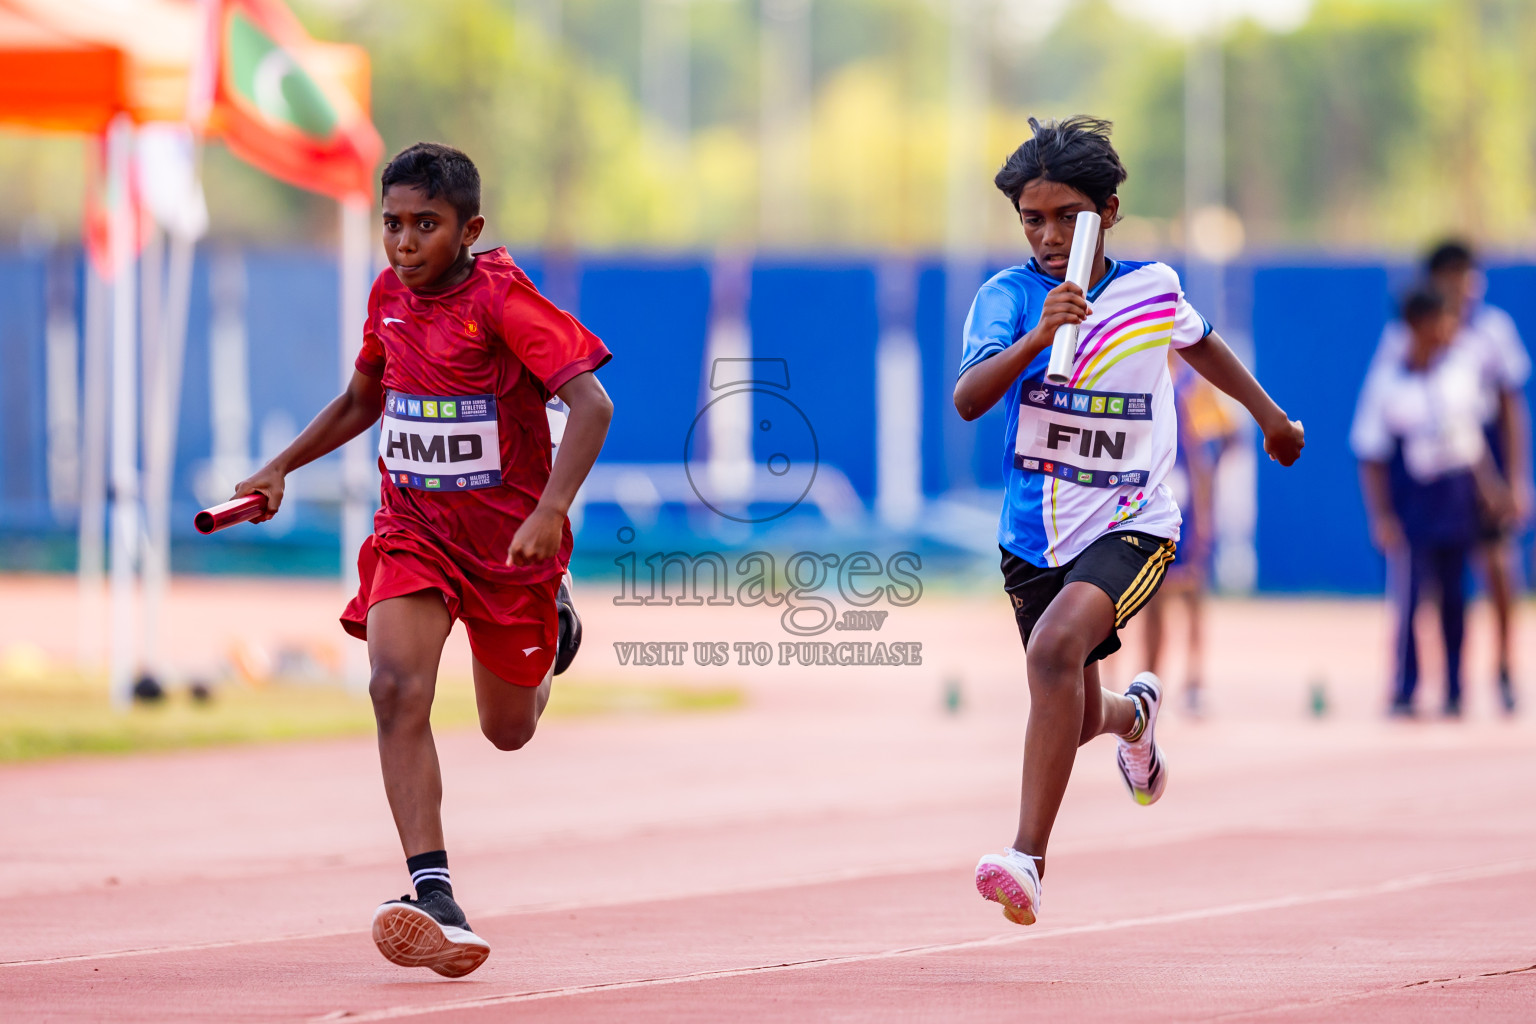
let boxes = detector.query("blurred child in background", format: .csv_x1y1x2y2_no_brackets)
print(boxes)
1141,354,1238,716
1353,287,1511,717
1370,241,1530,712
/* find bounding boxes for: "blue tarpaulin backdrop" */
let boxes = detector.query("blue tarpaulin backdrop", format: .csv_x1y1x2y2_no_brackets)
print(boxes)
2,249,1532,591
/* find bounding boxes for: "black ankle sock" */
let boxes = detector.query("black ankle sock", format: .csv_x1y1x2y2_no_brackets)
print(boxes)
406,849,452,899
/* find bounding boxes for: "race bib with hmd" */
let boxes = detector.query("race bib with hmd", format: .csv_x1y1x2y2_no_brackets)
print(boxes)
1014,381,1154,488
379,391,501,491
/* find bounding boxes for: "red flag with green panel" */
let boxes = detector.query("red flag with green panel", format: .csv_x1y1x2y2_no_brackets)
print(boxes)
209,0,383,200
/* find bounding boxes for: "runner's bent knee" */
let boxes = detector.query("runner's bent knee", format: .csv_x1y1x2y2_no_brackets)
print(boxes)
480,713,537,751
1026,622,1088,690
369,664,434,728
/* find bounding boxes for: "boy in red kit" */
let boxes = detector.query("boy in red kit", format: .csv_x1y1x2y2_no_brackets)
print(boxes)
233,143,613,977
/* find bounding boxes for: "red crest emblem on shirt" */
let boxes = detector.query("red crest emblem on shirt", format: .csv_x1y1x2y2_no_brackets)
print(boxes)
464,319,480,335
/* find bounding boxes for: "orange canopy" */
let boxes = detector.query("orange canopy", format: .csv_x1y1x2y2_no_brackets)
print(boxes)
0,0,199,131
0,0,380,200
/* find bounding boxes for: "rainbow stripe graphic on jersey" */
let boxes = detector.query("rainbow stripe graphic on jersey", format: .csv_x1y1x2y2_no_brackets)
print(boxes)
1070,292,1178,389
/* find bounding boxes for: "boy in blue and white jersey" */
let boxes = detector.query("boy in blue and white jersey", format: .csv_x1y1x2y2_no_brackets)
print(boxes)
956,116,1305,927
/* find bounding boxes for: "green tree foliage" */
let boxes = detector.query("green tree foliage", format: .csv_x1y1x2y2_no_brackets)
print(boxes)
7,0,1532,255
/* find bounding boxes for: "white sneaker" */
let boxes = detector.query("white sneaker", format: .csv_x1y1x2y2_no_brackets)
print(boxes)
974,849,1043,926
1117,671,1168,806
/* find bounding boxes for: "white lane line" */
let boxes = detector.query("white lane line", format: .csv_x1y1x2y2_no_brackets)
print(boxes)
308,857,1536,1023
0,823,1242,968
1200,962,1536,1021
0,858,969,968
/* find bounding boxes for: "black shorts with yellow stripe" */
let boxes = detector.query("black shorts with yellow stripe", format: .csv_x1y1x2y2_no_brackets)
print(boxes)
1000,531,1176,664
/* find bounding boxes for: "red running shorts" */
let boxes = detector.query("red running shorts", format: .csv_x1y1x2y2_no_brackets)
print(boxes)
341,532,559,687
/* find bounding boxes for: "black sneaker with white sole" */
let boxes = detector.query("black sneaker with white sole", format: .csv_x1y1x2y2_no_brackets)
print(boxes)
554,572,582,676
371,889,490,978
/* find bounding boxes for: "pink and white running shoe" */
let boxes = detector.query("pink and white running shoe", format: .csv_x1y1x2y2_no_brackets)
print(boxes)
1117,671,1168,806
974,849,1043,926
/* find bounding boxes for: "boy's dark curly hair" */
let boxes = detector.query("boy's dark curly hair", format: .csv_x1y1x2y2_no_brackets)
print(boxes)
381,142,481,224
994,116,1128,214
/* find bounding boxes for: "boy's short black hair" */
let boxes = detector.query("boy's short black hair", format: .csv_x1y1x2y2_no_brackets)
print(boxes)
381,142,481,224
994,116,1128,213
1425,239,1474,275
1401,284,1446,326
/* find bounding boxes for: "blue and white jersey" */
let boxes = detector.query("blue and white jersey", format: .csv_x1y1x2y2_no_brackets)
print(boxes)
961,258,1212,567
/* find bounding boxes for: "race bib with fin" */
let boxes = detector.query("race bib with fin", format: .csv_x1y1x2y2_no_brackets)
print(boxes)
379,390,502,491
1014,381,1154,488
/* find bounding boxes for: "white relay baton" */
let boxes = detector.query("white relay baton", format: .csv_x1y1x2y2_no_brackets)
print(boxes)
1044,210,1102,384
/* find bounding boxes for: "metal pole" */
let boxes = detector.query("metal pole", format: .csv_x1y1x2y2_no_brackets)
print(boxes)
1183,35,1226,333
1182,28,1256,594
106,115,140,708
207,249,250,499
942,0,987,493
77,256,109,670
138,224,165,678
518,0,562,48
641,0,691,151
876,259,922,529
705,251,753,505
141,227,197,679
339,197,374,692
45,249,82,516
759,0,811,248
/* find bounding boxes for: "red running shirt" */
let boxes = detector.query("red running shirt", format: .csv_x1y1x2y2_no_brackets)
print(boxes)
355,247,611,584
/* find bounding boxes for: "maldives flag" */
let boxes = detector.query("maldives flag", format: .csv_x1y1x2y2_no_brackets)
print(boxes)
208,0,383,200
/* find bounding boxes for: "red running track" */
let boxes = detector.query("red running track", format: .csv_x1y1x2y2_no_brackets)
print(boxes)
2,585,1534,1021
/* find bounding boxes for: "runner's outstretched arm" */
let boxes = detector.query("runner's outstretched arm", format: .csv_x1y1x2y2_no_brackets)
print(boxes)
507,371,613,566
1177,331,1305,466
234,370,385,520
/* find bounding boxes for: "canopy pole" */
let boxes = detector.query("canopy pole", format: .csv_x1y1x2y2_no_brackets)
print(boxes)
107,115,141,708
78,255,110,671
141,225,197,680
339,197,373,692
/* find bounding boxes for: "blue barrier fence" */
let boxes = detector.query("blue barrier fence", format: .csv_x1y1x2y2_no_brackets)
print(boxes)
1,248,1532,591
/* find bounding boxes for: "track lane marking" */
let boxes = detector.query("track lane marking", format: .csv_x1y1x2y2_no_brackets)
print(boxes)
0,857,981,968
1200,961,1536,1021
1,822,1248,968
305,857,1536,1022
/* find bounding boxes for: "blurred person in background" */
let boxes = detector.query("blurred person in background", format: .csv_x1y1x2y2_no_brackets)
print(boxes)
1370,242,1530,713
1353,287,1512,718
1141,354,1238,717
